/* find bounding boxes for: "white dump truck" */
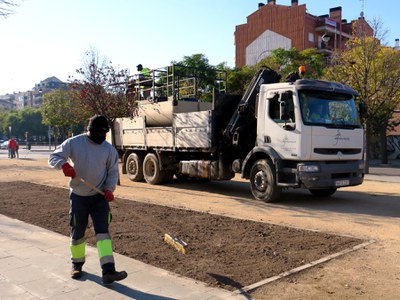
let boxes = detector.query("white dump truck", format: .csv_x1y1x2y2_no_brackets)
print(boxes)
110,65,365,202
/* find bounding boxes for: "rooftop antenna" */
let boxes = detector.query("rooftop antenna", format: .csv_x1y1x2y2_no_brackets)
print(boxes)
360,0,365,18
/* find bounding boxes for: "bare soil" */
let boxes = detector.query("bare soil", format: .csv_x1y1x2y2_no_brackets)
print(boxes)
0,180,361,293
2,155,400,299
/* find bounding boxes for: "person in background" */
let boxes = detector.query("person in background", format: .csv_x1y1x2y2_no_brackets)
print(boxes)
7,137,17,159
15,140,19,158
48,115,127,285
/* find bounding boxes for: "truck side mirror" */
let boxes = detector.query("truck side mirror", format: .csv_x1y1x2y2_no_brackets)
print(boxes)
280,91,293,120
280,101,289,120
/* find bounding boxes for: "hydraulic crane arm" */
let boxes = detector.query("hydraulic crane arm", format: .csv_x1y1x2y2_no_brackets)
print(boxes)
223,66,281,146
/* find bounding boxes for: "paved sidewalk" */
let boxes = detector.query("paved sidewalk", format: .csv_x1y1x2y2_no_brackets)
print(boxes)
366,159,400,183
0,215,248,300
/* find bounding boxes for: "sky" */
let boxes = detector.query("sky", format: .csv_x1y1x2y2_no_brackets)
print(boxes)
0,0,398,95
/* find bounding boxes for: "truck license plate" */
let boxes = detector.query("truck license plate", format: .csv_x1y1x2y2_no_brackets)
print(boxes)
335,180,350,187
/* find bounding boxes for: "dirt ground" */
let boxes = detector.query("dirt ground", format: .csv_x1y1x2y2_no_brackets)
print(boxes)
0,181,362,293
1,156,400,299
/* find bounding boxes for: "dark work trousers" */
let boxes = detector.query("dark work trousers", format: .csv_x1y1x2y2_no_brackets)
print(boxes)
69,192,115,274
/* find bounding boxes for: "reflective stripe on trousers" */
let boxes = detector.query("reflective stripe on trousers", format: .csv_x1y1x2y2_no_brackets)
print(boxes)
97,233,115,266
69,192,114,271
70,237,85,263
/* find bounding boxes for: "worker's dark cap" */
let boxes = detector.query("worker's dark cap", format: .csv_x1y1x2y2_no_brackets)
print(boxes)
136,64,142,69
87,115,110,133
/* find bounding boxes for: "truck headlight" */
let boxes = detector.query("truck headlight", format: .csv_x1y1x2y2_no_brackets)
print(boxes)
298,164,320,172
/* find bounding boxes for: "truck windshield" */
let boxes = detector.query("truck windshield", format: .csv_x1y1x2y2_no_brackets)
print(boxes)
299,90,362,128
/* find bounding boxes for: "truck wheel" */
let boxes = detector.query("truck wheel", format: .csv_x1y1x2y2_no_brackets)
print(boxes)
309,188,337,197
143,153,164,185
126,153,144,182
250,159,281,202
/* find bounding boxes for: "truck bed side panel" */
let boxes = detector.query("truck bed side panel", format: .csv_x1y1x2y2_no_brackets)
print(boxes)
175,111,212,149
146,127,173,147
121,117,145,146
114,111,213,150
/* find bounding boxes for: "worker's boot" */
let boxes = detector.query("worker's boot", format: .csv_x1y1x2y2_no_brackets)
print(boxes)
102,270,128,285
71,265,82,279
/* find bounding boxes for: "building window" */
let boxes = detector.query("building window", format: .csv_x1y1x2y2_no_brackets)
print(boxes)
308,32,314,43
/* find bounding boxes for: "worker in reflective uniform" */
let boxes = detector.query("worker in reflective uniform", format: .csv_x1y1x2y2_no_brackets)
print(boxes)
136,63,150,79
136,64,152,99
48,115,127,284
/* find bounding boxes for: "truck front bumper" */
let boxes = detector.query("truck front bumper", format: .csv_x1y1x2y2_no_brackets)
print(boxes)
297,160,364,189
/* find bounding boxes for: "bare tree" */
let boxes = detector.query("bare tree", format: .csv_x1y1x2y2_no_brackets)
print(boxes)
0,0,17,17
70,47,133,120
69,47,134,151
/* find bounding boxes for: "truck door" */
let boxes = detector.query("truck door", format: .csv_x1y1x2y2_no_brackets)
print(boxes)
259,89,301,159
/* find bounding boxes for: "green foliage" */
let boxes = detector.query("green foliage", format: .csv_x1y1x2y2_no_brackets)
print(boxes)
298,48,326,78
258,47,326,79
0,108,47,140
173,54,219,102
40,89,90,138
226,66,256,95
223,48,326,97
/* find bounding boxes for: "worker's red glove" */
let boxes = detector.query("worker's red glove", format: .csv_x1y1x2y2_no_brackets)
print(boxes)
104,190,114,202
61,163,76,178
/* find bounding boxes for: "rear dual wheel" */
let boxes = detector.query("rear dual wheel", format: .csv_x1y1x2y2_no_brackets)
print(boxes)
126,153,144,182
143,153,173,184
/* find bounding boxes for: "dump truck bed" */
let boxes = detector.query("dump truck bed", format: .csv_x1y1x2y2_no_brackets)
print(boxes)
112,110,214,151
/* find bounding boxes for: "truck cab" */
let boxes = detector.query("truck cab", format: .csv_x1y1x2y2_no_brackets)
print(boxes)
242,79,364,201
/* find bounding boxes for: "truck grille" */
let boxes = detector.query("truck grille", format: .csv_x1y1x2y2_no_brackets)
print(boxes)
313,148,362,155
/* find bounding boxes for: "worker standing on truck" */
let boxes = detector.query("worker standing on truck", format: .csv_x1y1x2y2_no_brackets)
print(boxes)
136,64,150,79
136,64,152,99
48,115,127,285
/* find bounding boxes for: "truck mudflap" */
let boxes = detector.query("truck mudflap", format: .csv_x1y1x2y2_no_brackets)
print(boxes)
297,160,364,189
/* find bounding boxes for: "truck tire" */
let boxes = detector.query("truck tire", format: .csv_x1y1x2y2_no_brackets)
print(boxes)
126,153,144,182
250,159,281,202
143,153,165,185
309,188,337,197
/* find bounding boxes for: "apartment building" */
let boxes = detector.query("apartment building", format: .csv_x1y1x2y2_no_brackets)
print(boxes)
0,76,67,110
235,0,373,67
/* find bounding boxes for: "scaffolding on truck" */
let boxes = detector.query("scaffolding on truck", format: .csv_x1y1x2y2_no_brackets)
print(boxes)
126,64,227,106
